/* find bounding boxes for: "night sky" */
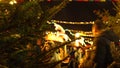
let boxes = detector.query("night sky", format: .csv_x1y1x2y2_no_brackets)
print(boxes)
52,2,116,22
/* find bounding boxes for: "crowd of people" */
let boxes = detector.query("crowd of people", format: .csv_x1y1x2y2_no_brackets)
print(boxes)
38,20,120,68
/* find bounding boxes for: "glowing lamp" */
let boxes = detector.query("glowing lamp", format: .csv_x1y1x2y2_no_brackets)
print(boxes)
9,0,17,5
75,33,80,38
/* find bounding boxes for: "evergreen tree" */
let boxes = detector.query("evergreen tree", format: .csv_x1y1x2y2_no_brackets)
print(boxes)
94,2,120,38
0,0,69,68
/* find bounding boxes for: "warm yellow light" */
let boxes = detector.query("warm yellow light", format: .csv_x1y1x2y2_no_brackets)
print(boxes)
100,0,106,2
14,0,17,4
75,40,80,47
9,0,17,5
75,33,80,38
79,37,85,45
45,33,64,42
75,37,86,47
9,1,14,5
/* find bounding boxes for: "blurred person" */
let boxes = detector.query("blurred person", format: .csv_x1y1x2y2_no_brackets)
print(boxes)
92,20,119,68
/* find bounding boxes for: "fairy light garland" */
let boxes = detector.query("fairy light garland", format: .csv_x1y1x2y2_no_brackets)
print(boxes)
47,20,94,37
51,20,94,25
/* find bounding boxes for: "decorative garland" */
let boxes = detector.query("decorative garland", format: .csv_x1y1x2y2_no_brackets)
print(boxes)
51,20,94,25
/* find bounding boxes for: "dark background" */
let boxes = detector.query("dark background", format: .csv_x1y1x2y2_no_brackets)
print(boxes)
51,2,116,31
52,2,116,22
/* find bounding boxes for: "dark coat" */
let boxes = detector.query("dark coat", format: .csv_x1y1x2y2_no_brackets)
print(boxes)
93,29,119,68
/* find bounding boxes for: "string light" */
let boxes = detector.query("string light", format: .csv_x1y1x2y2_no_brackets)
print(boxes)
51,20,94,25
48,20,94,37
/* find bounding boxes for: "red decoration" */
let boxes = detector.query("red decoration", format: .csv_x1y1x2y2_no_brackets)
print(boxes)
47,0,51,2
17,0,24,4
